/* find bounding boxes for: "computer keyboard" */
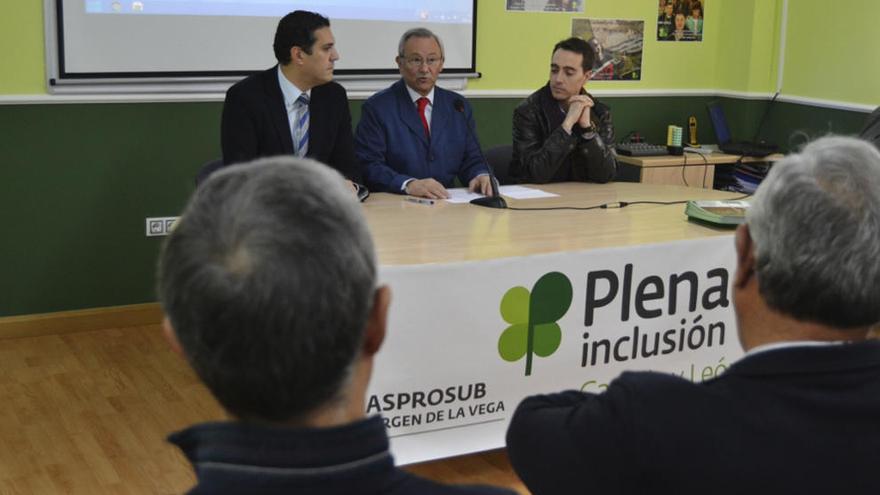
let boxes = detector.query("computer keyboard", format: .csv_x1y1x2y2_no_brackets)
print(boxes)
615,142,670,157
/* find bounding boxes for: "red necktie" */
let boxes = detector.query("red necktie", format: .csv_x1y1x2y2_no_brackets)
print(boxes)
417,97,430,139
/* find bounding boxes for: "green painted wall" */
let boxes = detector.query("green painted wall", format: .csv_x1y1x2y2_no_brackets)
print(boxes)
473,0,765,92
0,102,219,315
8,0,879,104
0,96,735,317
713,0,781,94
4,0,781,95
782,0,880,105
0,0,45,94
4,95,867,317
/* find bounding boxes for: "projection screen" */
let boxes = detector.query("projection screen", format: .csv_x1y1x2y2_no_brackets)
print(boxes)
47,0,477,91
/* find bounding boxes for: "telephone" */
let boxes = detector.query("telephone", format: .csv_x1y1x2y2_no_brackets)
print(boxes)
688,116,700,147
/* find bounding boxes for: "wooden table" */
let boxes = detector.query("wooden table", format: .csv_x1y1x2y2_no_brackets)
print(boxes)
363,181,741,265
616,152,784,189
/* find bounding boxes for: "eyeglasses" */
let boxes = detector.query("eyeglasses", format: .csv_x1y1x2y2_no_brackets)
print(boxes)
402,56,443,68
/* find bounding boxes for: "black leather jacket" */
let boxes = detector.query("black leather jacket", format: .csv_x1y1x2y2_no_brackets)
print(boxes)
510,84,616,184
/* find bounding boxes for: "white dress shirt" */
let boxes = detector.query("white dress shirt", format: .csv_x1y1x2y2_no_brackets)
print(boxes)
277,66,310,148
405,84,435,132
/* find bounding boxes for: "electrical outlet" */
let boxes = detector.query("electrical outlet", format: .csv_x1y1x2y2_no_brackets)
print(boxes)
146,217,179,237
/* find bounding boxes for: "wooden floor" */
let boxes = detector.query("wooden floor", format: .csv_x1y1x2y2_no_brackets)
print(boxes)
0,324,529,494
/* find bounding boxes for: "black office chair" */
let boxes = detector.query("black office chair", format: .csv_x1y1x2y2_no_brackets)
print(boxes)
860,106,880,150
484,144,514,185
195,158,225,186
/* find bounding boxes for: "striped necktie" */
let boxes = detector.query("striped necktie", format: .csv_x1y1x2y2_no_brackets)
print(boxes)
294,93,310,157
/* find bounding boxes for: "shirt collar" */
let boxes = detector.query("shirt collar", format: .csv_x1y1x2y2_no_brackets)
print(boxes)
405,84,434,106
169,415,391,471
277,65,310,110
744,340,844,358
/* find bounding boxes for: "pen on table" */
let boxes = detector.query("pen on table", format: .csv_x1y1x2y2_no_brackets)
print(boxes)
405,197,436,206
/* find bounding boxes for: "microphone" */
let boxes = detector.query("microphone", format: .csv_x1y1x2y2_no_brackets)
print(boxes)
453,98,507,209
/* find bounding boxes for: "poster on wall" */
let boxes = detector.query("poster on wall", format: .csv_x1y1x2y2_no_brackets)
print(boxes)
657,0,705,42
506,0,584,13
571,18,644,81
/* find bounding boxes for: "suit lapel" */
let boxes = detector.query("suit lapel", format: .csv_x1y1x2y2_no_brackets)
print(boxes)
308,84,327,158
264,67,295,154
395,80,430,148
430,88,450,146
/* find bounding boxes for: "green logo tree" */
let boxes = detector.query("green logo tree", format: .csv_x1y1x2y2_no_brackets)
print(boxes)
497,272,573,376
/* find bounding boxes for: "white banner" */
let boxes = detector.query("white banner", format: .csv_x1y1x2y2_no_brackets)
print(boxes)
369,235,742,464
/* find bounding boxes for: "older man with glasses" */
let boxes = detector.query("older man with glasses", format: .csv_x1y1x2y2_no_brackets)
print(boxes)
355,28,491,199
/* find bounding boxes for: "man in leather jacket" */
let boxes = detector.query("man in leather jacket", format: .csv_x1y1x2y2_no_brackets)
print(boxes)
510,37,616,184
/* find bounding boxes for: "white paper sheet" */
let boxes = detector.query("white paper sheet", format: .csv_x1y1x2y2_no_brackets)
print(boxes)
443,186,559,204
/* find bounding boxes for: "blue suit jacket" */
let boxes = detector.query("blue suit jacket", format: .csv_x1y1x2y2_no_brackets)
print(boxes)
355,79,487,192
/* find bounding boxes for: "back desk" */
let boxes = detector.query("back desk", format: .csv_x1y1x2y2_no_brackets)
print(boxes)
361,182,745,464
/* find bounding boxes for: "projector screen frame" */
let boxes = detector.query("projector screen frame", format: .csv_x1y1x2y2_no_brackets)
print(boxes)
44,0,480,94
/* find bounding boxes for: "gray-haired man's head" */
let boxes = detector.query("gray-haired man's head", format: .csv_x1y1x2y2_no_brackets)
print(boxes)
158,157,379,422
745,135,880,328
396,27,445,97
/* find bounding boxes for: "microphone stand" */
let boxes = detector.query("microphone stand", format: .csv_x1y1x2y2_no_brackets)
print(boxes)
470,178,507,208
454,99,507,209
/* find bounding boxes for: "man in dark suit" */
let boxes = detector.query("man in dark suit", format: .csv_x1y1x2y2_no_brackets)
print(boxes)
355,28,491,199
159,156,513,495
506,136,880,495
221,11,362,186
